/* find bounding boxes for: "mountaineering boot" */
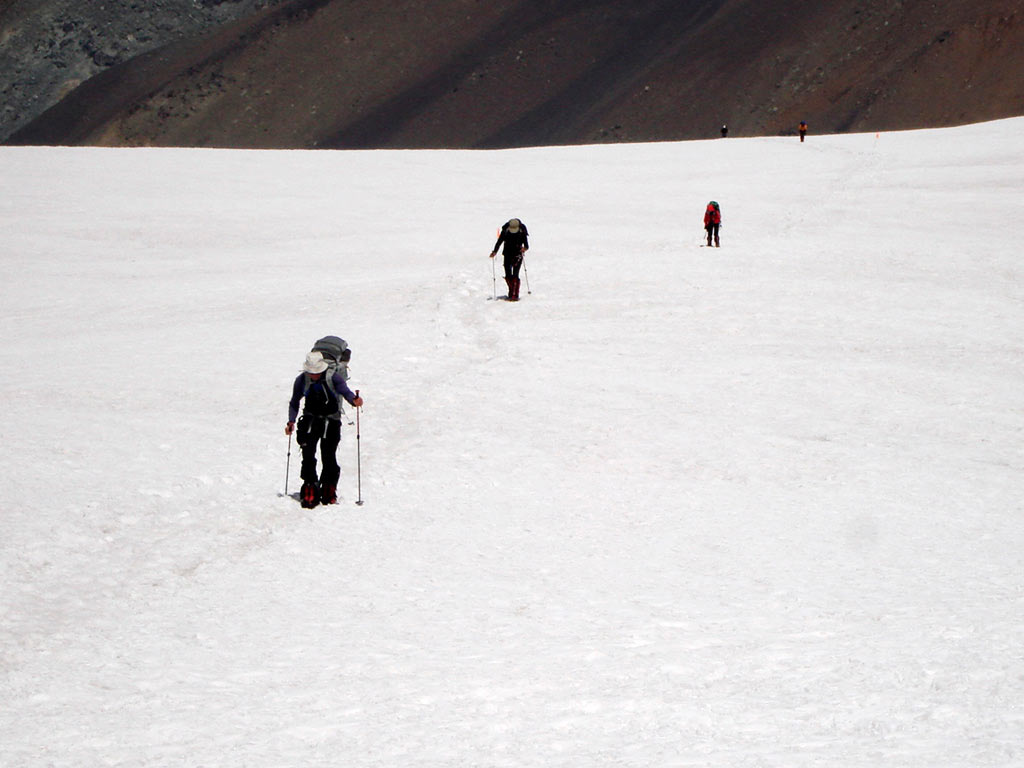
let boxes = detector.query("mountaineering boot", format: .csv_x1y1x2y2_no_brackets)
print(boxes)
714,235,720,247
321,483,337,505
504,276,513,299
511,278,520,301
300,481,320,508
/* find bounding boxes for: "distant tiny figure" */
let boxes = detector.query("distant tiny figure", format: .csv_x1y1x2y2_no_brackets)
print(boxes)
704,201,721,247
799,121,808,142
489,218,529,301
721,124,728,138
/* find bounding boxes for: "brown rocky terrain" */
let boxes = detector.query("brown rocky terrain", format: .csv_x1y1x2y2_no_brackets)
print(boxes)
4,0,1023,148
0,0,284,141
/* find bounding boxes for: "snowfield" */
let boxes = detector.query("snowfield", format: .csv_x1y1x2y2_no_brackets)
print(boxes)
1,118,1023,767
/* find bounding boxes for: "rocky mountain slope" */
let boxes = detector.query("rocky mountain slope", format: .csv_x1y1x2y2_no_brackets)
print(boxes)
0,0,285,142
4,0,1022,148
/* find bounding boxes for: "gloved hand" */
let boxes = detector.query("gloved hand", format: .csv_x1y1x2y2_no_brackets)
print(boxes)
285,421,294,436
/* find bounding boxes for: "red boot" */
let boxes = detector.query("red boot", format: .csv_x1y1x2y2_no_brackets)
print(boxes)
320,484,337,505
511,278,521,301
300,481,320,508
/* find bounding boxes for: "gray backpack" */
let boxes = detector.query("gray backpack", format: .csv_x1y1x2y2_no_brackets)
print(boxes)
304,335,352,421
311,335,350,381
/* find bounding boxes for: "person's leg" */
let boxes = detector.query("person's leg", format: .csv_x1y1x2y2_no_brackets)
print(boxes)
319,420,342,504
505,256,520,300
511,255,523,299
298,418,321,482
298,416,324,507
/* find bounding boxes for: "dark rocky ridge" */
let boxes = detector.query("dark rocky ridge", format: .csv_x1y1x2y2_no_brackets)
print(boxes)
0,0,284,140
4,0,1023,148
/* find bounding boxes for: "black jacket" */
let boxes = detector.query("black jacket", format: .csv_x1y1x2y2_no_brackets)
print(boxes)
493,221,529,258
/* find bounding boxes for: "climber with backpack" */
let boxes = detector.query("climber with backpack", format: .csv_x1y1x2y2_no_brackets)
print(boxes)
285,338,363,508
489,217,529,301
311,334,352,420
703,201,722,247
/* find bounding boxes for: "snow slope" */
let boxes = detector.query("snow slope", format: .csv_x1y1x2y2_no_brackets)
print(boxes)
1,119,1023,766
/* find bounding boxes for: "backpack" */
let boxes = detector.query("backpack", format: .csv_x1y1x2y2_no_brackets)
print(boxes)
502,220,528,238
302,335,351,419
311,335,350,381
706,201,721,224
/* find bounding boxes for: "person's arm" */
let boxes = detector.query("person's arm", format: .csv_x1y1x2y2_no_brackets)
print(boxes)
285,375,303,434
333,372,364,407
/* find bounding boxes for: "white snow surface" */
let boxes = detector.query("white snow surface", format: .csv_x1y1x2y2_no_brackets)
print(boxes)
1,120,1023,767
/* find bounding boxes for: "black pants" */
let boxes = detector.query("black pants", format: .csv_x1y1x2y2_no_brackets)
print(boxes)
297,416,341,486
503,253,523,281
705,223,720,244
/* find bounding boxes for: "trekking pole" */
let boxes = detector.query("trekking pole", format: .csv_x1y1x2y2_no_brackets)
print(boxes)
355,390,364,505
522,257,532,295
285,430,293,496
491,256,497,300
